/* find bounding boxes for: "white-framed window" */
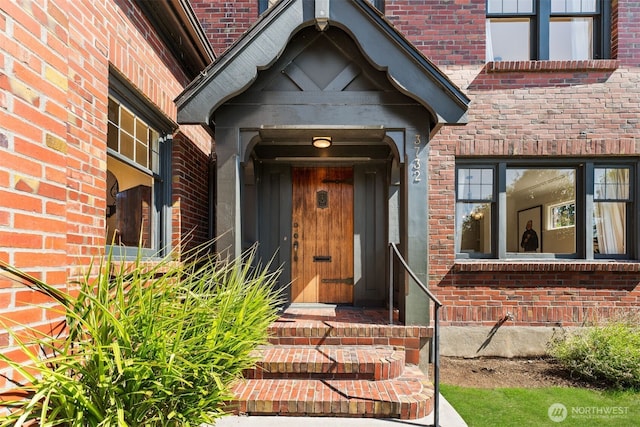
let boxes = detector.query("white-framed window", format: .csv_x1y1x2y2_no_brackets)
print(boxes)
106,68,174,257
455,161,637,260
548,201,576,230
486,0,610,62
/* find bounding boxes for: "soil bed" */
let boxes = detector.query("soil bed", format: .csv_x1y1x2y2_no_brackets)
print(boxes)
439,356,603,390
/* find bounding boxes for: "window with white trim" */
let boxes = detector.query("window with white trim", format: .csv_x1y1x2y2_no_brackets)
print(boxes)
456,161,637,260
106,70,173,257
486,0,611,61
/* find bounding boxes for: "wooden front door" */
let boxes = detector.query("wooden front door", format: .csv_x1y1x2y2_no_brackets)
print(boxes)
291,167,354,304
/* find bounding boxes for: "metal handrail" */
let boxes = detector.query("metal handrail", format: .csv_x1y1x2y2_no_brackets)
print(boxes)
389,242,443,427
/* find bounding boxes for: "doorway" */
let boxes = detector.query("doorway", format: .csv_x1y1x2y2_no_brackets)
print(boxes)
291,167,354,304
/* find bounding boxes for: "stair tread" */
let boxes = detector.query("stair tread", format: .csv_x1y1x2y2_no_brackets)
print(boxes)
247,345,405,380
269,321,432,338
230,365,432,419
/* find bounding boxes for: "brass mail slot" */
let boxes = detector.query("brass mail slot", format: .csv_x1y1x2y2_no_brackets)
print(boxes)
313,255,332,262
322,277,354,285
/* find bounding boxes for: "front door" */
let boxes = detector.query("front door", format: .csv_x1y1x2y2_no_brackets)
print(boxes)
291,167,354,304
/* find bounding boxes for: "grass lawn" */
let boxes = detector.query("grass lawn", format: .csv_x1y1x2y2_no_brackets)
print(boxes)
441,384,640,427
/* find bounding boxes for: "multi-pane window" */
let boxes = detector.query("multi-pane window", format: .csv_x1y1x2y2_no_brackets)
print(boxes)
593,167,630,255
106,97,159,250
456,162,636,260
486,0,610,61
106,71,173,256
456,168,494,255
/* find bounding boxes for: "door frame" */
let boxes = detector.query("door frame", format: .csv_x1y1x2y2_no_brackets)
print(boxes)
252,160,391,307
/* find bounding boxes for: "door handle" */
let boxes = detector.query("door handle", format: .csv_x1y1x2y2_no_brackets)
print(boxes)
293,241,298,262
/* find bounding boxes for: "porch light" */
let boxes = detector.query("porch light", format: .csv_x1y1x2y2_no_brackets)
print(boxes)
312,136,332,148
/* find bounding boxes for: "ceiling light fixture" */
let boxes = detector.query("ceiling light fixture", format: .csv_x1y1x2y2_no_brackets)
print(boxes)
312,136,332,148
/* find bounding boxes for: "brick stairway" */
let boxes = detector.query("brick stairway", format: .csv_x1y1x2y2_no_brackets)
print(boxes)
228,306,434,419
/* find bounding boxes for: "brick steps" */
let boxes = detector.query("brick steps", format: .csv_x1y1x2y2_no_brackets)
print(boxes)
230,365,432,418
227,307,434,420
268,319,432,365
245,345,405,380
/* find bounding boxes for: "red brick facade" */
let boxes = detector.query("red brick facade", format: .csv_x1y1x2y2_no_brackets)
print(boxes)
2,0,640,388
0,0,211,388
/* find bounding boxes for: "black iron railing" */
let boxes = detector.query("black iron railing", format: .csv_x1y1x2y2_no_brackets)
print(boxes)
389,242,443,427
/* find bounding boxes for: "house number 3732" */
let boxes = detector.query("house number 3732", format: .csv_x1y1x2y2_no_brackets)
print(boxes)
411,134,422,183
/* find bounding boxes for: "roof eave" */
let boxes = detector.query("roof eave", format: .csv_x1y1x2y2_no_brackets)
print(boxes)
136,0,215,80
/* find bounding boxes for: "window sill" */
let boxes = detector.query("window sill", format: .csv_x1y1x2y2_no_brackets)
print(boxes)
486,60,619,73
453,260,640,273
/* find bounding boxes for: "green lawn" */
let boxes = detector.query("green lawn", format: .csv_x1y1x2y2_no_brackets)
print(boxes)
441,384,640,427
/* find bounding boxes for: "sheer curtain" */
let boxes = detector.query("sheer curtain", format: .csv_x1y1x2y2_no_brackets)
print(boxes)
570,18,592,60
486,19,494,62
594,169,628,254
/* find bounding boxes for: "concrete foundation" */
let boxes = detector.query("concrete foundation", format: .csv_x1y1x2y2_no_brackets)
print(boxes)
439,326,573,358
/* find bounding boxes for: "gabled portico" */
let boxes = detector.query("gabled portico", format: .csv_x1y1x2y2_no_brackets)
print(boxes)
176,0,468,324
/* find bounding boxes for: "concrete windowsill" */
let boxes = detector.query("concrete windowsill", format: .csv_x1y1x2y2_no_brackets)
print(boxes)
486,59,620,73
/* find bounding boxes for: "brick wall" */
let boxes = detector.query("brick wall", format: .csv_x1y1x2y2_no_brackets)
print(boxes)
386,0,486,66
0,0,211,389
172,130,211,255
190,0,258,56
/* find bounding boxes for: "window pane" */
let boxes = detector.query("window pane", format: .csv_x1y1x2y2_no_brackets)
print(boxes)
106,156,154,249
108,98,119,125
135,118,148,142
594,168,630,200
458,168,493,200
149,129,160,174
551,0,596,13
456,202,492,254
120,107,135,135
549,18,593,60
489,0,533,13
120,130,134,161
488,19,530,61
136,141,148,168
594,202,626,255
506,168,575,254
107,123,118,151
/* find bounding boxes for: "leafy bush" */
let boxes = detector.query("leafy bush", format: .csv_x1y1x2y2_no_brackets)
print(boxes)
548,314,640,389
0,245,282,426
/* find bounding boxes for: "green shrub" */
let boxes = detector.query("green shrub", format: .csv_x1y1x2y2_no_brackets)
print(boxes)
548,315,640,389
0,245,282,426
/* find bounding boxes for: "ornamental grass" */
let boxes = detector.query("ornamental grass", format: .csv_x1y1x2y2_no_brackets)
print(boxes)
0,245,282,426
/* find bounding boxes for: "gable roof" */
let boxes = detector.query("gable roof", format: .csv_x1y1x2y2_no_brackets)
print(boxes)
175,0,469,127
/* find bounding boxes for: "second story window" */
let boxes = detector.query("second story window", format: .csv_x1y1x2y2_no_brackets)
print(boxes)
486,0,610,62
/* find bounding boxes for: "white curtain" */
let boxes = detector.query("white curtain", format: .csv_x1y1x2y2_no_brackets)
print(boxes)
594,169,628,254
485,19,494,62
570,18,591,60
